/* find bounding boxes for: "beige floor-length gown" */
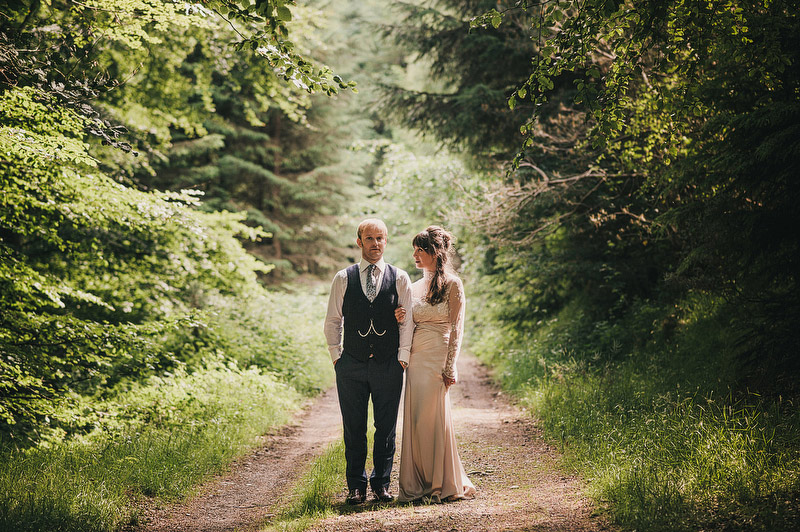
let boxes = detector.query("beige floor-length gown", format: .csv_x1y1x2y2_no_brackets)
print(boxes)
398,273,476,502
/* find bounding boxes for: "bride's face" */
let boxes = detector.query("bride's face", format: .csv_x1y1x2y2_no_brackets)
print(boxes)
413,246,435,271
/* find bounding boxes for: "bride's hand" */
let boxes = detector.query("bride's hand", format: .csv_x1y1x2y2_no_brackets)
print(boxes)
442,373,456,388
394,306,406,323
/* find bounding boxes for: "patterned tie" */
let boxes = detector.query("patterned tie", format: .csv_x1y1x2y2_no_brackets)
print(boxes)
366,264,377,301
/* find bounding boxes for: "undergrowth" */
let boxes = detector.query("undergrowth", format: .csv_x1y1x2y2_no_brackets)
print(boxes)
470,295,800,531
0,289,333,532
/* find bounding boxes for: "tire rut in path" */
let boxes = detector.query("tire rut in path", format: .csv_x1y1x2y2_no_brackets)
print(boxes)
137,386,342,532
139,354,612,532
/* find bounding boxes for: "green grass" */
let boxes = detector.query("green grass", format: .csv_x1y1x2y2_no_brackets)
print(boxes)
261,409,384,532
0,288,335,532
259,442,347,532
470,297,800,531
530,372,800,531
0,361,304,532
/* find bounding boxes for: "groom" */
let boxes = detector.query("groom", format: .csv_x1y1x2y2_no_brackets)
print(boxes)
324,218,413,504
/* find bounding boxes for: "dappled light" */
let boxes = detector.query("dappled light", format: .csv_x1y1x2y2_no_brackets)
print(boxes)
2,1,799,531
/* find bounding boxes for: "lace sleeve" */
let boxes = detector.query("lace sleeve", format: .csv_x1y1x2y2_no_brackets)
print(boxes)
443,276,465,381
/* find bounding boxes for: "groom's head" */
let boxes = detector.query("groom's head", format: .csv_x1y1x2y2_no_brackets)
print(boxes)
357,219,388,264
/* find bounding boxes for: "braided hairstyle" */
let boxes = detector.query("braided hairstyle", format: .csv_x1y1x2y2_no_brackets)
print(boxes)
412,225,455,305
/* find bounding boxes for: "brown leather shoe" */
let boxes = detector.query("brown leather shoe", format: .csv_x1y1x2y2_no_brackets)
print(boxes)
346,488,366,505
372,486,394,502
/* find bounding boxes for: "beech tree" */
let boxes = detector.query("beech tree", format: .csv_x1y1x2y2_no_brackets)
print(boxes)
0,0,354,440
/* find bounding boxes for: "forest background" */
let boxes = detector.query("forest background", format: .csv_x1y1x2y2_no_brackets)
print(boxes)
1,1,798,531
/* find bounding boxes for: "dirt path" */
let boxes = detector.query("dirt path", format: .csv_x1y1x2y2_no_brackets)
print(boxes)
137,388,342,532
138,354,611,532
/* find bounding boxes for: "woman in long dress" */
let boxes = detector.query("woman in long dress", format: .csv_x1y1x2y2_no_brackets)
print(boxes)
396,226,476,503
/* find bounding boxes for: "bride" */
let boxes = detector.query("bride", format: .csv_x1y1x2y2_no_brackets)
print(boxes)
395,225,476,503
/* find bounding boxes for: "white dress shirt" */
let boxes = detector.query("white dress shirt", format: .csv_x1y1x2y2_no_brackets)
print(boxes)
324,258,414,365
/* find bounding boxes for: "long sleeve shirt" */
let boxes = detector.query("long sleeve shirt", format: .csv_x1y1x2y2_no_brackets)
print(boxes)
323,258,414,365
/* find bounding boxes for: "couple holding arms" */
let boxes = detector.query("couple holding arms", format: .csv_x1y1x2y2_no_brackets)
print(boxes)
323,218,476,505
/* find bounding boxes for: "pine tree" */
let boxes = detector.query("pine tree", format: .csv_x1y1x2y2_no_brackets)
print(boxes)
378,0,536,160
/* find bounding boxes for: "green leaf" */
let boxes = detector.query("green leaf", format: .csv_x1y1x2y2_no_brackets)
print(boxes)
276,6,292,21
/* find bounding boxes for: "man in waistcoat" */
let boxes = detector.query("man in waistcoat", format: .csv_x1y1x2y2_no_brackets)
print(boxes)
324,218,413,504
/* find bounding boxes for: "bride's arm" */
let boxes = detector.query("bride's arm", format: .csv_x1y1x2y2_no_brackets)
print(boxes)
443,277,465,385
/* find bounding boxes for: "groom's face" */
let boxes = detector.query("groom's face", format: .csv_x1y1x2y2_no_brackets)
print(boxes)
357,226,387,264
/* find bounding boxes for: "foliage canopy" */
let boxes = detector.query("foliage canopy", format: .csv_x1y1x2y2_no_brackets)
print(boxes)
384,0,800,391
0,0,354,443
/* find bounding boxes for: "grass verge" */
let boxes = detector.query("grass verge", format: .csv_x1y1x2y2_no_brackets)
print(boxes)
0,288,334,532
470,297,800,531
261,409,384,532
260,441,348,532
0,360,303,532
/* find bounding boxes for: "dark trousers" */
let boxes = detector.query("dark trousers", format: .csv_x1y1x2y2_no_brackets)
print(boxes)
335,352,404,492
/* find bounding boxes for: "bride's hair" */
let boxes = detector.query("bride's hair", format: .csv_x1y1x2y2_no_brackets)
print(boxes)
412,225,455,305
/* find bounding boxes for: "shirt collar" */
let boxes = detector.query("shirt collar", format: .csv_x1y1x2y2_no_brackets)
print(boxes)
360,258,385,273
